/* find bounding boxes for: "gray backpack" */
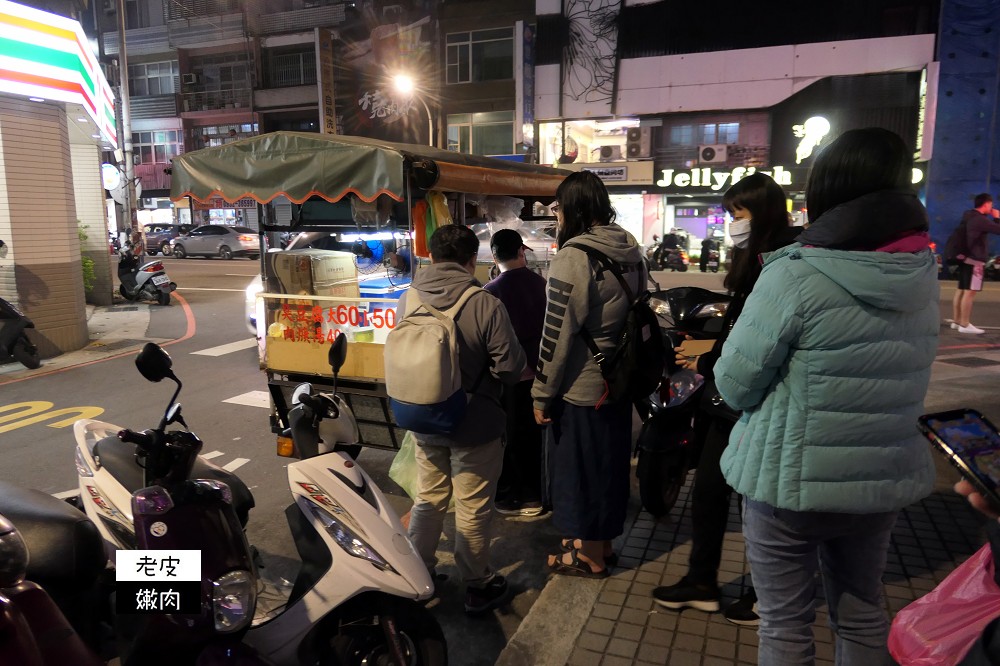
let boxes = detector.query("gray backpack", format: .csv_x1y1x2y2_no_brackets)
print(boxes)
385,286,482,435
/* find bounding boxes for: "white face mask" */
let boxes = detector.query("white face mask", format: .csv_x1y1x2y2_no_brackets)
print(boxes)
729,218,752,249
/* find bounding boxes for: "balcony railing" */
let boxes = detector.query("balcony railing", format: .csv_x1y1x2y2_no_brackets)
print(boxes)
135,163,173,192
267,53,316,88
180,89,252,112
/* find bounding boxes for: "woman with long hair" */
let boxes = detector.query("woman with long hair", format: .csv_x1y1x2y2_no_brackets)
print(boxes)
715,128,939,664
532,170,644,577
653,173,800,625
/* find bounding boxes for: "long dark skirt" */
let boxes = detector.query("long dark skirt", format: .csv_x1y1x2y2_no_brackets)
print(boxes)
545,398,632,541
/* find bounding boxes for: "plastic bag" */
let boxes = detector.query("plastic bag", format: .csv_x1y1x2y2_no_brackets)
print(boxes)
387,432,455,510
389,431,420,499
889,543,1000,666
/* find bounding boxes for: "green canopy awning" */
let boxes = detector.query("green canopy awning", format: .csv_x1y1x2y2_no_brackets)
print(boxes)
170,132,569,204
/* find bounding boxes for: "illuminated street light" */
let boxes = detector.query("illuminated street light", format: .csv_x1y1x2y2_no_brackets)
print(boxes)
393,74,434,147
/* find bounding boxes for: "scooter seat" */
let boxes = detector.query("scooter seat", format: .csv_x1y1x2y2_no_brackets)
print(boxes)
93,436,255,526
0,481,107,591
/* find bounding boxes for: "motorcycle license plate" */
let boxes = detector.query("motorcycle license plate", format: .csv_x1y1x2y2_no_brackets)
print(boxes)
708,261,719,268
152,274,169,286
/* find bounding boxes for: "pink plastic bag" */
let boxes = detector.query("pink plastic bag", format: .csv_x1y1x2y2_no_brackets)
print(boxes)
889,544,1000,666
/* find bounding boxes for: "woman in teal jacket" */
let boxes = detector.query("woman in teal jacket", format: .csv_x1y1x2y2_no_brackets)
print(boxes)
714,128,939,665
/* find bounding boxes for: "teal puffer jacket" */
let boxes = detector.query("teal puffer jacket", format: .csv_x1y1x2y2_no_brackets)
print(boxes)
716,243,940,513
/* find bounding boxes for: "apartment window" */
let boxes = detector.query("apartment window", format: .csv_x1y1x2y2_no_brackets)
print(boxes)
132,130,183,164
446,28,514,84
125,0,145,29
190,123,259,149
699,122,739,144
447,111,514,156
670,125,694,146
264,47,316,88
192,53,254,92
129,61,178,96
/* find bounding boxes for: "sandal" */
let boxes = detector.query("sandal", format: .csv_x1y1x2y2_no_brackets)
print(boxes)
560,539,619,568
547,548,610,579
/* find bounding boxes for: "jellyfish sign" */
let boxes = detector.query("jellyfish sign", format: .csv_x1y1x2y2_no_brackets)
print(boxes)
792,116,831,165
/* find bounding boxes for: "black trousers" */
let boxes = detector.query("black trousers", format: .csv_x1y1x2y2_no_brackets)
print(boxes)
688,417,738,586
497,380,544,504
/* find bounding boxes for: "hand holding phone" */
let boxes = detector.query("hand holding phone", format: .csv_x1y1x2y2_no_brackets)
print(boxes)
918,409,1000,512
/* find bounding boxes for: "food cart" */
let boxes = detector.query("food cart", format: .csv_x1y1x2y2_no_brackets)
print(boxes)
170,132,568,450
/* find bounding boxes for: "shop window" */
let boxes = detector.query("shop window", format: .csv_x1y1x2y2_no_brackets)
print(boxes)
129,61,178,97
132,130,183,165
447,111,514,156
446,28,514,84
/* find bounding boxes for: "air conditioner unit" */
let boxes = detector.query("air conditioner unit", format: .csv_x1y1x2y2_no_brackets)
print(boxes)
181,73,199,85
140,198,155,209
626,127,651,158
698,144,728,164
102,0,115,14
597,145,622,162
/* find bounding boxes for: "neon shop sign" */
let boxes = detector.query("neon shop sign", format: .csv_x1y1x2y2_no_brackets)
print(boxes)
656,166,792,191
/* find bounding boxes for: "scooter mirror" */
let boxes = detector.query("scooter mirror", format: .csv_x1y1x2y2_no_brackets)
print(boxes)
328,334,348,375
135,342,175,382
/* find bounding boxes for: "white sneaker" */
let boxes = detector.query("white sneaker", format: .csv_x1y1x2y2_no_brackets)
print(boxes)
958,324,985,334
950,322,959,330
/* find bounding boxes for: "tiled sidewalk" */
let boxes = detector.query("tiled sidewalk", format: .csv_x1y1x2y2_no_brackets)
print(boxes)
565,474,986,666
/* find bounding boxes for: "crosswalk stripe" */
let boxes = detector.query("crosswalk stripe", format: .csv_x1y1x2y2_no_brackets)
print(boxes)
192,339,257,356
222,458,250,472
222,390,270,409
201,450,224,459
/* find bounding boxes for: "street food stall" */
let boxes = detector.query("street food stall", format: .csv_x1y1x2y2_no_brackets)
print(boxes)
170,132,568,449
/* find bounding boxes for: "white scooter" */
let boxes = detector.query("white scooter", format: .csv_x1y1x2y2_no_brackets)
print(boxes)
118,246,175,305
73,336,445,665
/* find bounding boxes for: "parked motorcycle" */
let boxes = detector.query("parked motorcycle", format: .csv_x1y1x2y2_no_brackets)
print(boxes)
0,240,41,369
635,286,733,517
0,512,105,665
73,338,445,665
117,247,175,305
660,247,690,272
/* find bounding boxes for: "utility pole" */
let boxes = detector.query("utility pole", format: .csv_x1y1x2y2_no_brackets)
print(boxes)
115,0,137,232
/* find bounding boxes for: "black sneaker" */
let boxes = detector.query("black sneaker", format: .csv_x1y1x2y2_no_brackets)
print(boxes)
723,590,759,626
464,575,510,615
652,578,721,612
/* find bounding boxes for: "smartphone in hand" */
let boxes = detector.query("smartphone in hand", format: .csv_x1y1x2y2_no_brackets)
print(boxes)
918,409,1000,511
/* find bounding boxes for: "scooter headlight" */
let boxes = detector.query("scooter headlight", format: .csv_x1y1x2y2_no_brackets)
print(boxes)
304,500,395,573
212,570,255,633
649,297,672,319
693,302,728,318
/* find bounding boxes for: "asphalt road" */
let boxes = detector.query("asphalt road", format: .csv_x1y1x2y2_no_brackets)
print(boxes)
2,258,1000,665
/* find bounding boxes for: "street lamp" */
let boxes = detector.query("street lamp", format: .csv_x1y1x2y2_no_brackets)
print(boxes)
393,74,434,147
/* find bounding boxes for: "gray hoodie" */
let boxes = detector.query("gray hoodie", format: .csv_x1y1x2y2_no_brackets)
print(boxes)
397,261,526,446
532,223,644,411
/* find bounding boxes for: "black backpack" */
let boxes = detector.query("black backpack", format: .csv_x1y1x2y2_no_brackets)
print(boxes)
567,244,666,403
944,219,970,264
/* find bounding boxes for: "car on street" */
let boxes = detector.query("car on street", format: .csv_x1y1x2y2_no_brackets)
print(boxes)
170,225,260,260
142,223,190,256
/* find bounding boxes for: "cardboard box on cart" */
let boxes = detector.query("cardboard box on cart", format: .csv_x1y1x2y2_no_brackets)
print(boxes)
267,249,360,298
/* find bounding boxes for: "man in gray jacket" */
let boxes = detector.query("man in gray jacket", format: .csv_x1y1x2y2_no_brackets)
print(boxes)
401,224,526,615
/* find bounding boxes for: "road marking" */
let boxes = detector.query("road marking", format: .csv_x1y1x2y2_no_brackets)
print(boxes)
192,339,257,356
0,402,105,434
223,390,270,408
201,450,224,459
176,287,245,292
223,458,250,472
52,490,77,499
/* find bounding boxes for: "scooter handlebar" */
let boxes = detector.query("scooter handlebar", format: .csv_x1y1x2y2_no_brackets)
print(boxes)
117,428,155,449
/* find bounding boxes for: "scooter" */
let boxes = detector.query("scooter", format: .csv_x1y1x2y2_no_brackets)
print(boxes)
0,512,105,666
659,247,690,272
700,246,720,273
117,247,175,305
0,241,41,369
635,286,733,516
73,337,445,665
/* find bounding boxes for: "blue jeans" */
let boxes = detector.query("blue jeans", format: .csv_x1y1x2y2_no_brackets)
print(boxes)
742,499,898,666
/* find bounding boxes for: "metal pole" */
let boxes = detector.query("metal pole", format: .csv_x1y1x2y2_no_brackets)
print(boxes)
115,0,137,232
416,96,433,147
